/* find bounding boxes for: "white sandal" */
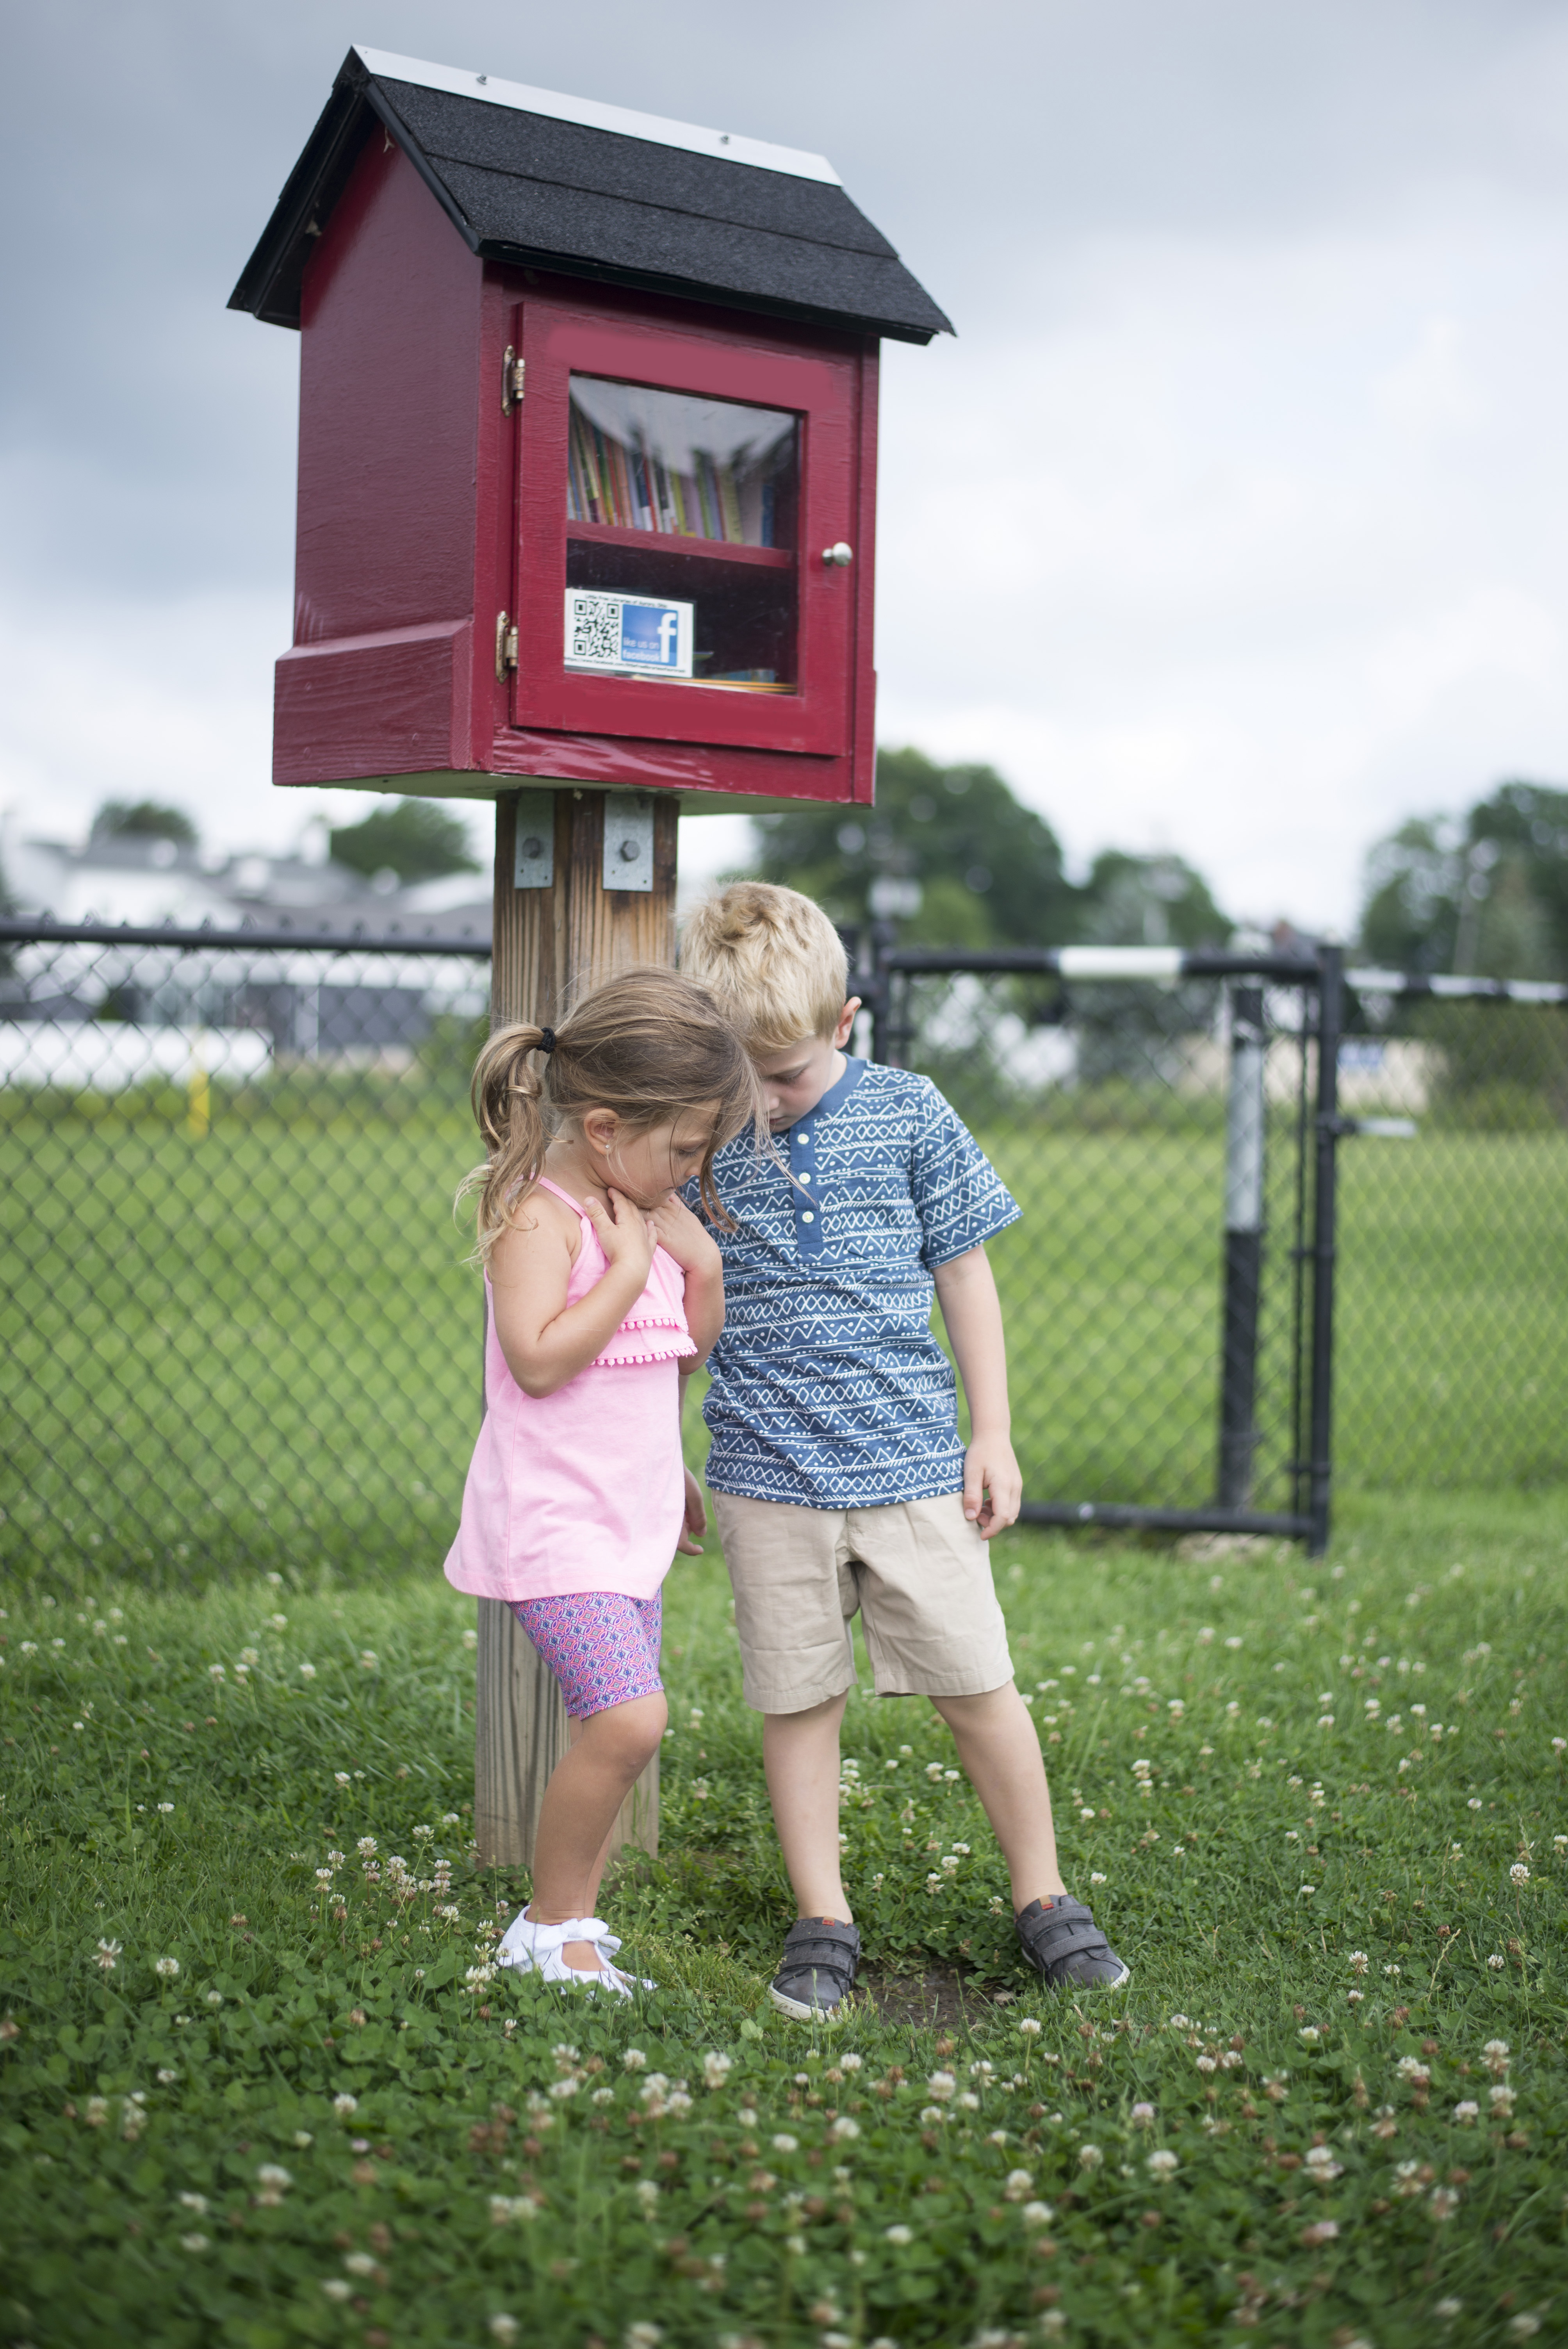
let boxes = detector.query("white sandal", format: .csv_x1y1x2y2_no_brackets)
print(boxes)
496,1910,654,1995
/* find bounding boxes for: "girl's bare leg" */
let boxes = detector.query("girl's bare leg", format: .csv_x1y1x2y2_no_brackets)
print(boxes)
528,1692,667,1968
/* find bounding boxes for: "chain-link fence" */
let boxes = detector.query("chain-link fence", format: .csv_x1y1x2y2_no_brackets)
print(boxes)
2,923,1564,1587
0,923,490,1587
866,944,1568,1539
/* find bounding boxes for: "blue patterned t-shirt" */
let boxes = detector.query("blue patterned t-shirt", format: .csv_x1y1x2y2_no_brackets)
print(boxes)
689,1058,1021,1508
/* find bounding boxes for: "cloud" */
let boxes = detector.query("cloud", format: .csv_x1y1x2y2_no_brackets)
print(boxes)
5,0,1568,924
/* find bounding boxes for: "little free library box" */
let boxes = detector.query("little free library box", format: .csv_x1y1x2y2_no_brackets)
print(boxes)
231,46,952,818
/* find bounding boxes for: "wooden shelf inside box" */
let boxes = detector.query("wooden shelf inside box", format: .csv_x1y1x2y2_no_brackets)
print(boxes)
565,523,793,570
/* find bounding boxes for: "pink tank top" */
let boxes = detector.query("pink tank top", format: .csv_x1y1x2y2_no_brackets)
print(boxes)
443,1178,697,1603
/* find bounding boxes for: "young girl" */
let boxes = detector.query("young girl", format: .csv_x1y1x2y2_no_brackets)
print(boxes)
444,967,759,1994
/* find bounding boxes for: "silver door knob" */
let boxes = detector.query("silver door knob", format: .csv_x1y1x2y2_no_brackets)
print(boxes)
822,542,853,567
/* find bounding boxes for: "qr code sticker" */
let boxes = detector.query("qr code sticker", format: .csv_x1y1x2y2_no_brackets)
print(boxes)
568,595,621,665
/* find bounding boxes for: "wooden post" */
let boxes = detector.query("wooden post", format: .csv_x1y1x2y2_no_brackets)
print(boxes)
473,785,678,1873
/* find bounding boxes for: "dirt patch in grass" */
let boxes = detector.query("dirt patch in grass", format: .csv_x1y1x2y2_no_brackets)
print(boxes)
856,1965,1017,2029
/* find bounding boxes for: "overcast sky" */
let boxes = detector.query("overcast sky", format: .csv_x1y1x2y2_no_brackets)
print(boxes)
5,0,1568,929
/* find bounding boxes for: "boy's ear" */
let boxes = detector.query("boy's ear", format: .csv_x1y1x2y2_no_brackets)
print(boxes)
832,997,863,1048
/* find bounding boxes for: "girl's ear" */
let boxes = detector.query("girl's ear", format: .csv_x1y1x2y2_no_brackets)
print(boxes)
580,1107,620,1158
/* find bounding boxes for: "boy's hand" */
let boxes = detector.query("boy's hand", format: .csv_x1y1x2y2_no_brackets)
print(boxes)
649,1192,722,1278
962,1428,1022,1538
675,1467,708,1555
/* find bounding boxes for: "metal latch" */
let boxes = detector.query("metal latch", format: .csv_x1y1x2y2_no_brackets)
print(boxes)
495,611,518,679
501,345,526,413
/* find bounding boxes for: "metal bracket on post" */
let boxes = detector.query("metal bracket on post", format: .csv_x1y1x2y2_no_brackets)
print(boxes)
602,794,655,893
512,791,555,889
1216,983,1266,1509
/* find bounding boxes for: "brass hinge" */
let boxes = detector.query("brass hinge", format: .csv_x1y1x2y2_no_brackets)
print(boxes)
495,611,519,679
501,345,526,413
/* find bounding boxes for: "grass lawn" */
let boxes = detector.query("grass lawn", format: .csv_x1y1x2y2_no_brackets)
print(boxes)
2,1109,1564,1586
3,1489,1566,2346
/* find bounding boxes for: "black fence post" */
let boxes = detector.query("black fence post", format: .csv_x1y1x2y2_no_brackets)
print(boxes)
1216,982,1266,1508
1306,944,1345,1557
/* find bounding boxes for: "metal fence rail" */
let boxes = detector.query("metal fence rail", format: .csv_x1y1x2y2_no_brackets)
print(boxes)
1,921,1564,1588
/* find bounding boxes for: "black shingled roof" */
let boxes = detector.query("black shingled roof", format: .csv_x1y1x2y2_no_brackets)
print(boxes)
230,50,953,345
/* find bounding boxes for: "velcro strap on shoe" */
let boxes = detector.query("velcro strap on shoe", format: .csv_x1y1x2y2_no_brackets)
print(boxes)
777,1919,860,1992
1018,1902,1111,1970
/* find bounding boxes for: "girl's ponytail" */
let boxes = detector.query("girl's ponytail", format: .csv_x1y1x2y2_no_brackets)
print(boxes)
465,1023,553,1252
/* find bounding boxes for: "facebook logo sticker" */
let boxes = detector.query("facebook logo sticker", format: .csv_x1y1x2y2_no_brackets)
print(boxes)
564,588,694,679
620,603,683,667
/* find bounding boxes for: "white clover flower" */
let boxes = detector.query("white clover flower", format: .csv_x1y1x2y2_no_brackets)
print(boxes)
1488,1953,1506,1970
918,2107,946,2125
1490,2085,1515,2114
178,2192,209,2214
1131,2101,1155,2127
1018,2018,1042,2038
1146,2149,1179,2178
179,2233,210,2253
771,2133,798,2152
1453,2100,1479,2124
333,2093,358,2117
356,1836,377,1857
1195,2055,1217,2074
343,2253,377,2277
828,2116,860,2140
1348,1951,1368,1975
333,1771,350,1785
157,2067,178,2084
957,2092,981,2111
1304,2146,1342,2181
1078,2144,1104,2170
208,1665,225,1681
623,2048,648,2071
94,1939,121,1972
703,2051,733,2089
1021,2201,1055,2226
298,1663,316,1681
926,2071,956,2101
840,2053,863,2073
1002,2169,1033,2201
155,1957,180,1978
1298,2026,1320,2045
321,2280,351,2303
1484,2039,1511,2070
624,2324,662,2349
884,2223,913,2244
358,1652,379,1671
1511,1863,1531,1886
1429,2187,1460,2221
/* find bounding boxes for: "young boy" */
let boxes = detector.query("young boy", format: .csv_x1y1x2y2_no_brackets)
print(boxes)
681,881,1127,2018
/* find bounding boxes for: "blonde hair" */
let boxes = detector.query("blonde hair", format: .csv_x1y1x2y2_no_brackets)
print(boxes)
462,966,761,1258
680,880,849,1053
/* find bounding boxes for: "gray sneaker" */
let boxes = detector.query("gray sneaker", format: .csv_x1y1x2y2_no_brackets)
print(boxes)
1015,1896,1129,1990
768,1916,862,2021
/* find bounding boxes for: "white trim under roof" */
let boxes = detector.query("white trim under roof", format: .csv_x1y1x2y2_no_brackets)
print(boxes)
353,47,841,185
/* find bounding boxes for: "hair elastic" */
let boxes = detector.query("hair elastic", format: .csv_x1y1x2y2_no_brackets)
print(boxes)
538,1027,557,1055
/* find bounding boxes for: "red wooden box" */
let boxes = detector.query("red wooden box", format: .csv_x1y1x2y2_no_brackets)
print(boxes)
232,48,951,815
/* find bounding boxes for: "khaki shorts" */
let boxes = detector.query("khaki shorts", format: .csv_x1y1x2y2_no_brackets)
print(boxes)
710,1490,1014,1715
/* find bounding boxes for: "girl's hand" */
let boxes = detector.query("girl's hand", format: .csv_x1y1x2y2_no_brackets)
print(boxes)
582,1187,656,1287
675,1467,708,1555
649,1192,723,1278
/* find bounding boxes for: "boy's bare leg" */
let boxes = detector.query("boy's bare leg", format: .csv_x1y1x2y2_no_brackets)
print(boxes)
762,1691,854,1920
930,1683,1067,1908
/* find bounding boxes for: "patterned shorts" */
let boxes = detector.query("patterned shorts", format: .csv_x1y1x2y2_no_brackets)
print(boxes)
510,1590,664,1720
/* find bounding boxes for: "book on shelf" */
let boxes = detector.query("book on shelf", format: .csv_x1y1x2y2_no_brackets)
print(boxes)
567,402,781,549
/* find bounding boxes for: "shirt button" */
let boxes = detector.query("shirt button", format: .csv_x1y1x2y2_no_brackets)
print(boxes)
798,1172,811,1184
801,1210,815,1223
